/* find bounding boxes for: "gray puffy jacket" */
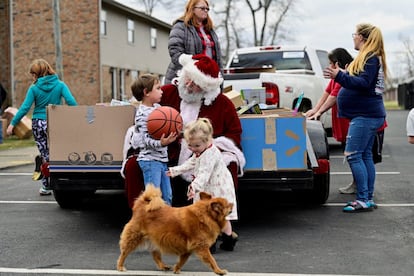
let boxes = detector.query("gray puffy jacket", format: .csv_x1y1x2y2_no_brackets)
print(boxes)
164,20,222,84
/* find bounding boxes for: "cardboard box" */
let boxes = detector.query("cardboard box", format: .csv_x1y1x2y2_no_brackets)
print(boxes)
14,118,32,139
47,105,136,172
240,109,307,171
3,107,32,139
224,89,244,109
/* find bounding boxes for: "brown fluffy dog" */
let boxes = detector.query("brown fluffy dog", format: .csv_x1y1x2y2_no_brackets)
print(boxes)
116,184,233,275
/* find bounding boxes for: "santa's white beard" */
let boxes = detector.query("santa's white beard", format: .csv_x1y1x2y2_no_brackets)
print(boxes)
176,81,203,182
178,81,204,104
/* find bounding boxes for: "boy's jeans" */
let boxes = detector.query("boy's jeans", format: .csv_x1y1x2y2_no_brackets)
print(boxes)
138,160,172,205
345,117,385,202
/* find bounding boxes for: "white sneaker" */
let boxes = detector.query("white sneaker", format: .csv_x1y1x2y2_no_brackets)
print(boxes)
39,186,52,196
339,182,356,194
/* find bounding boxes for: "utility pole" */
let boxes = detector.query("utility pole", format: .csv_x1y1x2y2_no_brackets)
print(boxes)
52,0,63,80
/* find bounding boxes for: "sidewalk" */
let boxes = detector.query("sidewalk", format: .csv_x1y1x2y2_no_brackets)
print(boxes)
0,146,38,170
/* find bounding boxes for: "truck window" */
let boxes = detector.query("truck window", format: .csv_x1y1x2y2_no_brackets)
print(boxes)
316,50,329,70
228,51,312,71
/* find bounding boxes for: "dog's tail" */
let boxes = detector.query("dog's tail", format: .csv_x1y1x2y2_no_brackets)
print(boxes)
138,184,166,212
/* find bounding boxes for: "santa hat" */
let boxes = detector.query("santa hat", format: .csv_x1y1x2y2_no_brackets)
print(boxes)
178,54,223,92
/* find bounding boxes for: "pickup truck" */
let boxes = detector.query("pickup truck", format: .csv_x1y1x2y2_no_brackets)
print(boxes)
47,104,330,208
223,45,333,133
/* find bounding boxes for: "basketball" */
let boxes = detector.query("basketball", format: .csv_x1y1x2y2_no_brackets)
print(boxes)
147,106,183,140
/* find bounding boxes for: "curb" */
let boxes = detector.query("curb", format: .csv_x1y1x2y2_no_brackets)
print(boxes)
0,161,34,171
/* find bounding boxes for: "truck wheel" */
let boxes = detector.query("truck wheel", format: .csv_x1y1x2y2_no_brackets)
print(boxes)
306,120,330,204
311,171,330,204
306,120,329,159
53,190,95,209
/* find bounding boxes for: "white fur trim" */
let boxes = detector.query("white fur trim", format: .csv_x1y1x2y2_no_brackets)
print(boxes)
179,54,193,67
179,54,223,92
214,136,246,176
180,101,201,125
120,126,136,178
178,100,201,182
203,87,221,106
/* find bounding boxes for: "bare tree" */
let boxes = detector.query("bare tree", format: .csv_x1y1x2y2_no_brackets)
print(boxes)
268,0,294,45
398,34,414,78
132,0,176,15
214,0,297,62
214,0,234,61
131,0,297,63
244,0,263,46
244,0,296,46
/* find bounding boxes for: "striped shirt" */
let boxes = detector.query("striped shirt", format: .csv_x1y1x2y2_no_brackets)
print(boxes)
135,103,168,162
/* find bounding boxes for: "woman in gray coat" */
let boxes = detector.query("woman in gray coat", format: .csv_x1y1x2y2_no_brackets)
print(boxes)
165,0,222,84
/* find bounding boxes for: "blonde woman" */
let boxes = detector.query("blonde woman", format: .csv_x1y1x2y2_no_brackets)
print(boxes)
324,23,387,213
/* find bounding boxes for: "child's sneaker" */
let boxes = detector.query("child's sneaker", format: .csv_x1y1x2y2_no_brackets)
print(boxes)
39,185,52,196
32,155,43,181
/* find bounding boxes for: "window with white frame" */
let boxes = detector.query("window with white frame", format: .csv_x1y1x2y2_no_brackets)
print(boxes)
127,19,134,43
100,10,107,35
150,28,157,48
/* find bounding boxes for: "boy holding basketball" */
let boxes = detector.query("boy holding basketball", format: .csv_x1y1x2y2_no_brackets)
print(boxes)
131,74,177,205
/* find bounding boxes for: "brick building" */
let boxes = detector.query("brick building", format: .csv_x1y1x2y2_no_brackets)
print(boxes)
0,0,171,107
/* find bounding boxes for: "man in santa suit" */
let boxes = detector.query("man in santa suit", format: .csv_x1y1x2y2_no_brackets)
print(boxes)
160,54,245,207
122,54,244,208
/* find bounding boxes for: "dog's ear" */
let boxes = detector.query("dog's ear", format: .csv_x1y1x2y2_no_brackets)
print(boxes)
199,192,212,200
211,200,233,216
210,201,225,214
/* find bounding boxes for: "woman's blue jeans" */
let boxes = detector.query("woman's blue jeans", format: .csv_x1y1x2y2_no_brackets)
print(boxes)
345,116,385,202
138,160,172,205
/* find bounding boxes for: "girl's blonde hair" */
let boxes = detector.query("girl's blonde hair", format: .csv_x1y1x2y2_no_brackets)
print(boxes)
130,73,160,101
183,118,213,143
29,59,56,80
177,0,214,31
347,23,388,80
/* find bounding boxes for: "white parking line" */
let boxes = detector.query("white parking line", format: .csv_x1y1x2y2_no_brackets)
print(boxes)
331,172,400,175
0,172,33,176
0,200,57,204
0,267,370,276
2,201,414,208
330,155,391,159
0,171,401,177
324,203,414,207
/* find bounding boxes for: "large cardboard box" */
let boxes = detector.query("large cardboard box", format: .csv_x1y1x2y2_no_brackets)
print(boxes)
48,105,136,172
240,109,307,171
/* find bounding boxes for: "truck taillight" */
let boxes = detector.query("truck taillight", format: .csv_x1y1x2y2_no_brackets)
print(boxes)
263,82,279,106
313,159,330,174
